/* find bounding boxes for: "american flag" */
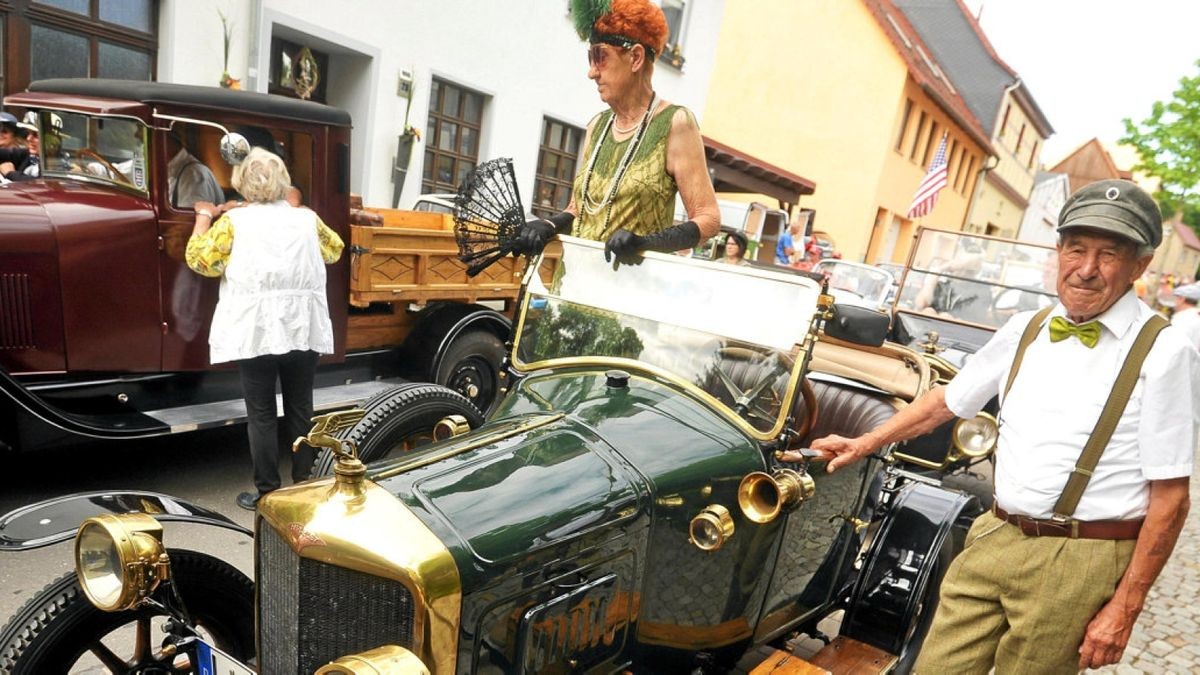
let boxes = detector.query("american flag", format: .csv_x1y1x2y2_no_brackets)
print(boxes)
907,133,949,219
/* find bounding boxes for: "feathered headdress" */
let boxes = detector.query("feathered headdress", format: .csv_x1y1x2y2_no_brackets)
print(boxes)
570,0,668,58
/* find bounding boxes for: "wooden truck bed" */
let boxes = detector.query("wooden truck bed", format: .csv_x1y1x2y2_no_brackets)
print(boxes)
345,207,560,351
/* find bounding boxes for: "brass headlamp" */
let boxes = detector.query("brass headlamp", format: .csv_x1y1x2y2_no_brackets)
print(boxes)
74,513,169,612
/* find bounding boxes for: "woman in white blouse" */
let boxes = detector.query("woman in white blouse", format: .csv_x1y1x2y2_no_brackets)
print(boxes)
186,147,344,511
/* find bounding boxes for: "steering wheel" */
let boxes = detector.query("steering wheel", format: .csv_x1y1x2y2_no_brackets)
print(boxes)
792,378,818,444
714,346,790,426
73,148,133,186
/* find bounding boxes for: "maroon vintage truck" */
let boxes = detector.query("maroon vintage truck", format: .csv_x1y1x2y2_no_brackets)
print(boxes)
0,79,546,454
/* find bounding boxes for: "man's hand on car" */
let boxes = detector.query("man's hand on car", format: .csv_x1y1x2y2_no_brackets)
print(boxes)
782,434,871,473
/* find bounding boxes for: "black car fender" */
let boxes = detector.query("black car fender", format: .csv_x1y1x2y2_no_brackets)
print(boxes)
840,481,977,658
400,302,511,380
0,490,251,552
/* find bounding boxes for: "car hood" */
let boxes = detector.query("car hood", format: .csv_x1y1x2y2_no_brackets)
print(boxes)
372,369,762,589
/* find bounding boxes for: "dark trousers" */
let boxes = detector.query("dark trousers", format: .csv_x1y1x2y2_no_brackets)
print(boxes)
238,350,320,494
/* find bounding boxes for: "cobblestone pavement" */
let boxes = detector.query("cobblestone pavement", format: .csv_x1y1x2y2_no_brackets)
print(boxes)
1097,448,1200,675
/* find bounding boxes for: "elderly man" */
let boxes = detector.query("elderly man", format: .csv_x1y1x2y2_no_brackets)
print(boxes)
788,179,1197,673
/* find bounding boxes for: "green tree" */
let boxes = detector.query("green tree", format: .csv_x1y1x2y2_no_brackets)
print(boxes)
1121,59,1200,230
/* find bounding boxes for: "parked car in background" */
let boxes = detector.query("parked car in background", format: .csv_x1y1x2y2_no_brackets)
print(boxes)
812,259,896,313
0,80,546,458
411,192,456,214
883,228,1056,493
1,238,986,674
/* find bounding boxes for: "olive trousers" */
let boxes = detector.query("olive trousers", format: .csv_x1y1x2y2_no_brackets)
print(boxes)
913,510,1136,675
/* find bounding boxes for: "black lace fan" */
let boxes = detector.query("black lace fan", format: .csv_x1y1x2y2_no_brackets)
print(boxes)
454,158,527,277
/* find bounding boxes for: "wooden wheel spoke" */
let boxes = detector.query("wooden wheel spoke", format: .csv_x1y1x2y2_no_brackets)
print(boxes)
133,615,152,661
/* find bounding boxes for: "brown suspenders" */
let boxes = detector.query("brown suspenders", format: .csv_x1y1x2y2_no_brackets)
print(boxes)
1001,307,1169,520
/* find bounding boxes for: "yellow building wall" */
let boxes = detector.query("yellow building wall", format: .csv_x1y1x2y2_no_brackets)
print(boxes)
702,0,901,262
869,81,984,263
704,0,983,263
965,92,1047,237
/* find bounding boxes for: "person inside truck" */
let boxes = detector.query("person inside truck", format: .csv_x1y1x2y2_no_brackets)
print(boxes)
166,128,225,209
718,231,751,266
185,147,345,511
513,0,720,265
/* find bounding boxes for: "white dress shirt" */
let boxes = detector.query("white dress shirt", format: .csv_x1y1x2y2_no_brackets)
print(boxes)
945,290,1198,521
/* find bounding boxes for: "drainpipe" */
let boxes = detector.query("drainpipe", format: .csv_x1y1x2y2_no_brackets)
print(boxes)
246,0,264,92
962,77,1021,233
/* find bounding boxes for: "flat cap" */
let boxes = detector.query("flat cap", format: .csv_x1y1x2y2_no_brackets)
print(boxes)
1058,179,1162,249
0,112,18,127
1173,282,1200,302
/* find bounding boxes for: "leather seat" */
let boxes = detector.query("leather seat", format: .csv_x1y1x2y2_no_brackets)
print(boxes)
802,380,897,444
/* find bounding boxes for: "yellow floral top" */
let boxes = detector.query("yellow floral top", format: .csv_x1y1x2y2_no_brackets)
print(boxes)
186,210,344,277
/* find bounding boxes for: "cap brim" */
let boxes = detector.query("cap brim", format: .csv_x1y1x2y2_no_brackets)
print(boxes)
1058,211,1148,246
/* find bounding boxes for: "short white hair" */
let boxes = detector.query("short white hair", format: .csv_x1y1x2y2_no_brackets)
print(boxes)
232,146,291,203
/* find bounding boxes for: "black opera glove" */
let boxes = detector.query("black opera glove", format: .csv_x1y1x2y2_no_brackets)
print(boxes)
513,211,575,255
604,229,647,265
604,221,703,266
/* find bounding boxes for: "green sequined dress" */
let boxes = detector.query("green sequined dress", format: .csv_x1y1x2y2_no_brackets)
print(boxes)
572,104,690,242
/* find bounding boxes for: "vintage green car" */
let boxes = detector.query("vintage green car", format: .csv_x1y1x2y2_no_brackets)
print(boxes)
0,237,987,674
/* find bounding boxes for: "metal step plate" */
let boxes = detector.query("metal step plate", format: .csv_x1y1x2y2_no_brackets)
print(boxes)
143,378,407,433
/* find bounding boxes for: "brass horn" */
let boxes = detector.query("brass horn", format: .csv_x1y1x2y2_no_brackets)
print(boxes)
738,469,816,524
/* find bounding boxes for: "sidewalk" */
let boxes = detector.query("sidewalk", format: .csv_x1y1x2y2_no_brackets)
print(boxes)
1098,453,1200,674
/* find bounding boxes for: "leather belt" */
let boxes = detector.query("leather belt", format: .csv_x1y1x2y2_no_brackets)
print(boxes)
992,505,1143,540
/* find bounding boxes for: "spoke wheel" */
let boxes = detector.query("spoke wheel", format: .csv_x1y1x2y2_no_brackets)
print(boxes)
0,550,254,674
311,383,485,475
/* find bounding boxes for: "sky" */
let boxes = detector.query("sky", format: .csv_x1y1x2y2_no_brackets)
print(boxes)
962,0,1200,166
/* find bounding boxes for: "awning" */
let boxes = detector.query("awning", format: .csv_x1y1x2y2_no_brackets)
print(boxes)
704,135,816,208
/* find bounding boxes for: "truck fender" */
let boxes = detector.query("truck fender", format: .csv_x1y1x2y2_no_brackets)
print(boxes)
0,367,169,444
402,303,512,380
0,490,251,552
840,481,977,665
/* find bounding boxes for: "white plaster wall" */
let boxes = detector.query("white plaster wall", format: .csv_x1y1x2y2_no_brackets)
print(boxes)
157,0,725,208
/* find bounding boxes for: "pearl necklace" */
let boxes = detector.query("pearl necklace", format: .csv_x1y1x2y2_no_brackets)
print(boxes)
580,93,657,222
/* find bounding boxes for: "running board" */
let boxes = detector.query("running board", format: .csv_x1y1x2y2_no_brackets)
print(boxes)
142,378,407,433
751,637,896,675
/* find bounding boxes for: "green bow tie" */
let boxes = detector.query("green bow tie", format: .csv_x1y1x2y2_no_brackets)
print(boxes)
1049,316,1101,348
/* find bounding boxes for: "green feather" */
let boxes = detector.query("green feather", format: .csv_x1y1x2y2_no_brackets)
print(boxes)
570,0,611,40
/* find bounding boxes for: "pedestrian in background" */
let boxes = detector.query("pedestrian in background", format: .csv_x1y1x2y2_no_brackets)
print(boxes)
1170,282,1200,351
788,179,1197,673
185,147,344,511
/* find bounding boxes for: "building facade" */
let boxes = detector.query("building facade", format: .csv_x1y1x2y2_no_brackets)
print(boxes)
703,0,992,264
2,0,725,210
894,0,1053,240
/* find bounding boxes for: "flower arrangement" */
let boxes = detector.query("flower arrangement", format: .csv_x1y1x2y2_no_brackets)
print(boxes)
218,10,241,89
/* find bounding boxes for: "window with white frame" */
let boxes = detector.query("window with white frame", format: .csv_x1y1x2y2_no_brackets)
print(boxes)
659,0,686,68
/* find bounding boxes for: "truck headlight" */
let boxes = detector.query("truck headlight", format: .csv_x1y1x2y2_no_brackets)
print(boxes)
75,513,168,612
952,412,998,458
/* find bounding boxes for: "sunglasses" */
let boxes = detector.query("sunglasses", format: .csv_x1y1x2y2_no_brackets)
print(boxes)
588,44,623,68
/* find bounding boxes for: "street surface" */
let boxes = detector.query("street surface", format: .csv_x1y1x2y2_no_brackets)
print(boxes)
0,431,1196,673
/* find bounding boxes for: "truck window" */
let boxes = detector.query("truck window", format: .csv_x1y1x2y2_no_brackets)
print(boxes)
41,110,148,192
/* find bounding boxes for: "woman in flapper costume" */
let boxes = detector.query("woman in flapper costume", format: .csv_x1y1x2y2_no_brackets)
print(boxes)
516,0,720,263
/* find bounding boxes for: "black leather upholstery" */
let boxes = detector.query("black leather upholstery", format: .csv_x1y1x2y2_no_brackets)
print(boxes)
803,380,897,444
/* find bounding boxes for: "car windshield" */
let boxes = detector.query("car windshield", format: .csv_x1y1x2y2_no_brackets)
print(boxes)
514,236,823,437
893,229,1057,331
40,110,149,193
812,260,894,308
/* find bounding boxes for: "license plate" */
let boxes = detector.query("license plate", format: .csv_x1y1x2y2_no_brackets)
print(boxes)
195,640,256,675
